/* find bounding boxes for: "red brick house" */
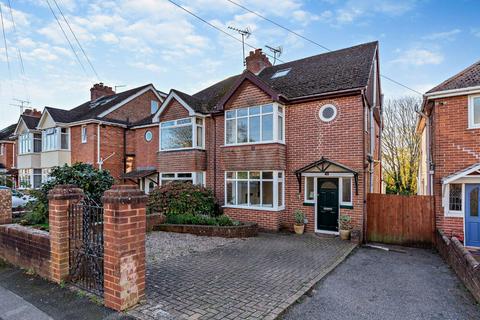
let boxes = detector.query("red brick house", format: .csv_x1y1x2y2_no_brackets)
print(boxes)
150,42,382,235
14,83,165,188
0,123,17,185
418,60,480,247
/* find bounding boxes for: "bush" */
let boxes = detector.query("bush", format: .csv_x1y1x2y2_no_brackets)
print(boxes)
165,213,238,226
147,182,217,216
24,163,114,225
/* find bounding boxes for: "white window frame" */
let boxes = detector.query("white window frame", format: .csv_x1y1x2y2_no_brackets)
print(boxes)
304,176,316,204
468,95,480,129
224,171,285,211
159,117,205,151
151,100,159,115
319,104,337,122
81,125,87,143
339,177,353,206
302,174,354,207
18,133,32,155
0,144,3,156
444,183,464,217
42,127,70,151
159,172,205,186
224,103,285,146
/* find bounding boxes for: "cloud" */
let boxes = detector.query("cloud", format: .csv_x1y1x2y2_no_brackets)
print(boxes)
129,62,166,73
334,0,417,24
100,33,119,44
392,48,444,66
472,29,480,38
423,29,461,41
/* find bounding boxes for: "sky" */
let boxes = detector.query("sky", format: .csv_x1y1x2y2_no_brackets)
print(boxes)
0,0,479,128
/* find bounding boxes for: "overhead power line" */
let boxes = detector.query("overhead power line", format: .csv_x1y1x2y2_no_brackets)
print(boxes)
166,0,284,64
0,3,12,80
45,0,88,76
52,0,100,80
225,0,423,96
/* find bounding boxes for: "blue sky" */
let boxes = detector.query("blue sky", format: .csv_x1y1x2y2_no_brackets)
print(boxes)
0,0,479,128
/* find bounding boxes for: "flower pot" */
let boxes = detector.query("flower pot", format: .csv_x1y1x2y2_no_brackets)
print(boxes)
339,229,351,240
294,224,305,235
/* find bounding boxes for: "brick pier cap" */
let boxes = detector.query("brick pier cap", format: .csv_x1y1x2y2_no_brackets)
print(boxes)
102,185,148,205
47,184,84,200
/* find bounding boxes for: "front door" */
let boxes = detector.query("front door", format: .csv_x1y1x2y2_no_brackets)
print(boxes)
317,179,339,232
466,184,480,247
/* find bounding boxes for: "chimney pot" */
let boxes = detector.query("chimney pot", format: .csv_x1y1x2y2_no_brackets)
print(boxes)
90,83,115,101
246,48,272,75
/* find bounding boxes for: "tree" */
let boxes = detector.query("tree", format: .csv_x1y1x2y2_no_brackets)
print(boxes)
382,96,422,195
24,163,114,225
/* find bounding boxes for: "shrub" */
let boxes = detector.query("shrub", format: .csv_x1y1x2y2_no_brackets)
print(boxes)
339,214,352,230
24,163,114,225
294,209,305,225
147,182,217,216
165,213,238,226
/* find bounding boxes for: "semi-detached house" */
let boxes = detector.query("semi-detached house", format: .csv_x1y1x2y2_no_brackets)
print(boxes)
148,41,382,236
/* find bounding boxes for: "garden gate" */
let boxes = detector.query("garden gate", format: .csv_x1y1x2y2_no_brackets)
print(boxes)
67,201,104,296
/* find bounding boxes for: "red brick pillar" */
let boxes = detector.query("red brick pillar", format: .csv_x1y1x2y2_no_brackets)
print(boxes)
0,189,12,224
102,185,147,311
48,185,84,283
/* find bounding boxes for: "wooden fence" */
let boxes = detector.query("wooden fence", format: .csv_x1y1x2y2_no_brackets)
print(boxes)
367,193,435,247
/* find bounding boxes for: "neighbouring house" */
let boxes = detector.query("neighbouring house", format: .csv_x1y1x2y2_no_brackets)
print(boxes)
418,60,480,247
13,109,43,189
150,41,382,235
0,123,17,186
13,83,166,189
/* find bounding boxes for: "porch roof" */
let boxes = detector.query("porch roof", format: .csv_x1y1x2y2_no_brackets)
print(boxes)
442,163,480,185
294,157,359,194
122,169,157,179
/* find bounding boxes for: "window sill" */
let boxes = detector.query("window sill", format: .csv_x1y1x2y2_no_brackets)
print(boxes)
303,202,314,206
340,204,354,209
223,205,285,212
221,141,285,148
159,147,205,153
445,211,463,218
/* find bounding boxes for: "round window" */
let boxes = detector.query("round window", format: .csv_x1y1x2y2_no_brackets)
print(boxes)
145,130,153,142
319,104,337,122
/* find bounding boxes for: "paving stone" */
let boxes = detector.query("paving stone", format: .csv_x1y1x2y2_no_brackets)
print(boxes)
129,233,355,319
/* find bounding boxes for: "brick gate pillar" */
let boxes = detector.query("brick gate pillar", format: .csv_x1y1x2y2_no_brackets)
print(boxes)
0,189,12,224
48,185,84,283
102,185,147,311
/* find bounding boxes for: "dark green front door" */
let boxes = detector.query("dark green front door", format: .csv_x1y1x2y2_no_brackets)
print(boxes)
317,179,339,232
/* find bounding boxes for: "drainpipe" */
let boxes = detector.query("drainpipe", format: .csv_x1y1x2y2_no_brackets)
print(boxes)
97,124,101,170
213,116,217,198
361,90,368,242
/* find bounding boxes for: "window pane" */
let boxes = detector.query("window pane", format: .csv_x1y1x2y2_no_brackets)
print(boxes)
342,178,352,203
278,114,283,141
449,184,462,211
178,173,192,178
196,118,203,125
474,97,480,125
262,104,273,113
249,106,260,115
237,118,248,143
226,172,235,179
470,187,478,217
162,173,175,178
196,126,203,147
249,116,261,142
306,177,314,201
161,121,175,128
262,181,273,207
237,172,248,179
262,114,273,141
250,181,260,205
177,118,191,124
226,119,236,144
237,181,248,205
250,171,260,179
262,172,273,179
226,110,235,119
237,108,248,117
161,125,192,149
278,180,283,207
227,181,236,205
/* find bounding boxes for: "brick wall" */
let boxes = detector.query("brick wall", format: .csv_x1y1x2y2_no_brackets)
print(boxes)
220,144,286,171
437,229,480,302
0,224,50,279
0,189,12,224
159,99,190,122
0,142,15,170
429,95,480,239
158,150,207,172
106,90,161,123
134,126,158,169
70,123,98,166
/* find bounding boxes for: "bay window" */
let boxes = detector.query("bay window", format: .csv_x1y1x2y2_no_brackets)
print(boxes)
225,103,284,145
160,117,204,151
160,172,205,186
225,171,284,210
42,128,69,151
18,133,41,154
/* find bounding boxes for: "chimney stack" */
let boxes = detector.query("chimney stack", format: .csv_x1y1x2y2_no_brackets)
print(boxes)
23,108,42,118
90,83,115,101
245,49,272,75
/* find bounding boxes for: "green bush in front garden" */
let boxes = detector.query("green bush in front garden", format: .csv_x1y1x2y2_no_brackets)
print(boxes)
166,213,239,226
23,163,114,226
147,182,218,216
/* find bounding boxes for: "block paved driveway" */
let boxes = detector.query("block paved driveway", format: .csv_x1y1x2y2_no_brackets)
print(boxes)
129,233,355,320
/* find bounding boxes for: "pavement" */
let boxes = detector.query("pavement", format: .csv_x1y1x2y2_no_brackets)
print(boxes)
0,262,134,320
129,233,356,320
282,245,480,320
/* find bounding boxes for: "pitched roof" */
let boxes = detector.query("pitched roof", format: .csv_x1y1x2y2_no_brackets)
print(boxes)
427,60,480,94
20,115,41,130
192,75,241,111
0,124,17,140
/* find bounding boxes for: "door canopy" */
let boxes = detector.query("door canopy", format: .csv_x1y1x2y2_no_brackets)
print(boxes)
294,157,359,194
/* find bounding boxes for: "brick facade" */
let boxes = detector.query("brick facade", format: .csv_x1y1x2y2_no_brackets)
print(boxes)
0,141,15,170
106,90,162,124
132,126,158,169
158,150,207,172
0,189,12,224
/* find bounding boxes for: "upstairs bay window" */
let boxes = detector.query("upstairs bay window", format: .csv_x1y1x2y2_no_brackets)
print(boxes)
42,128,69,151
225,104,284,145
225,171,284,210
18,133,41,154
160,117,204,151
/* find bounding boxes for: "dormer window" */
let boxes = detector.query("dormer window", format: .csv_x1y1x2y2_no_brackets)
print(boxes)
469,95,480,129
271,68,291,79
160,117,204,151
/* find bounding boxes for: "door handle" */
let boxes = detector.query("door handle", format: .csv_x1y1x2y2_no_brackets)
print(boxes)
323,207,332,211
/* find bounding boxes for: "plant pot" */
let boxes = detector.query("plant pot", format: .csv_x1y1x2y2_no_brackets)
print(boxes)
294,224,305,235
339,229,351,240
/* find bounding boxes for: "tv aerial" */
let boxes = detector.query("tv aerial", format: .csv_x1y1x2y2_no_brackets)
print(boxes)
228,26,251,66
266,45,282,65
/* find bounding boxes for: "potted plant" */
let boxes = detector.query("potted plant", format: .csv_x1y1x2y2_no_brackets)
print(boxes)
339,214,352,240
294,209,305,235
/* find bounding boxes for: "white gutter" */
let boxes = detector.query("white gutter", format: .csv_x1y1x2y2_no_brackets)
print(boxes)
424,85,480,99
